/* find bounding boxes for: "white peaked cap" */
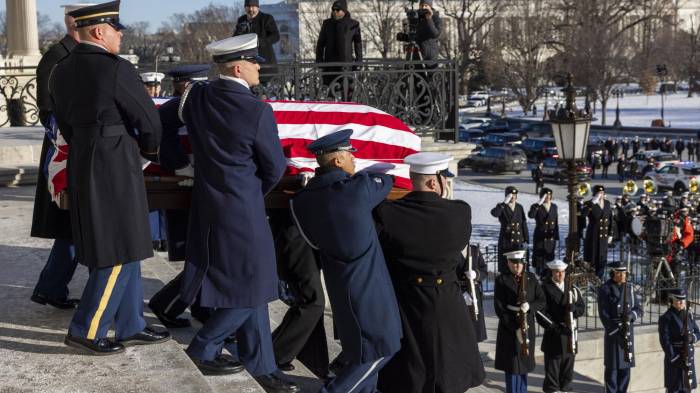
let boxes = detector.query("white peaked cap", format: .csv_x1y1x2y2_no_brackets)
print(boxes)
404,152,453,174
62,3,97,14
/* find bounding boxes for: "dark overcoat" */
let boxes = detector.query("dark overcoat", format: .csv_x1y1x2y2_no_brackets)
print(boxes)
290,167,402,364
659,308,700,391
177,79,287,308
457,244,488,342
491,202,529,273
31,35,77,239
494,271,546,374
234,12,280,66
582,200,613,271
50,43,161,268
315,13,363,63
535,278,585,355
528,203,559,270
597,279,643,369
374,191,484,393
415,12,442,61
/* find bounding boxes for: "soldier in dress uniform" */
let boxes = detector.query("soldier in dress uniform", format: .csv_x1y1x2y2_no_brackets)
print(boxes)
492,186,529,274
140,72,164,98
175,34,298,392
30,3,94,310
528,187,559,277
598,261,643,393
50,0,170,355
494,250,546,393
583,185,614,278
458,243,488,342
374,152,485,393
168,64,210,96
535,259,586,393
290,129,402,393
659,288,700,393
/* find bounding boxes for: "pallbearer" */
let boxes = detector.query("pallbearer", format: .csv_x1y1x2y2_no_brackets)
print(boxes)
535,259,585,393
375,152,485,393
598,261,643,393
140,71,165,98
491,187,529,274
528,187,559,277
659,288,700,393
458,243,488,342
494,250,545,393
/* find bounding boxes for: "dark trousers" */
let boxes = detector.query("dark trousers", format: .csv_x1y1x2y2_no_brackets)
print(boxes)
149,210,166,241
165,209,189,261
148,271,210,322
269,211,328,376
321,356,392,393
33,238,78,301
543,353,575,392
186,305,277,377
605,367,631,393
68,261,145,341
505,373,528,393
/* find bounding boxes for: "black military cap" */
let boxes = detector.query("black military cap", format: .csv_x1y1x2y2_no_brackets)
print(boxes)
69,0,125,30
505,186,518,196
593,185,605,194
307,129,357,156
608,261,627,272
167,64,211,83
539,187,553,198
668,288,688,300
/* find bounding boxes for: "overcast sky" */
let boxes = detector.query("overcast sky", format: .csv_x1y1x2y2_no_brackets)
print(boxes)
2,1,277,32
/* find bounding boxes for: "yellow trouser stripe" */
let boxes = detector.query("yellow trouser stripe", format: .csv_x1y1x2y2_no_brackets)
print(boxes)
86,264,122,340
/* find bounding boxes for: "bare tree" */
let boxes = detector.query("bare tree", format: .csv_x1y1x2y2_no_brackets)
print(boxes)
362,0,403,59
682,15,700,96
298,1,332,60
38,12,64,52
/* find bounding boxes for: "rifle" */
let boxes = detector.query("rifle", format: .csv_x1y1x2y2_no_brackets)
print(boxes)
466,245,479,321
517,269,530,357
565,250,578,355
620,250,634,363
681,303,692,391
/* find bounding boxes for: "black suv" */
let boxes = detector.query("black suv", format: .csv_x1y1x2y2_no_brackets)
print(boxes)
520,137,556,162
512,122,552,138
460,147,527,174
482,132,523,148
472,119,523,134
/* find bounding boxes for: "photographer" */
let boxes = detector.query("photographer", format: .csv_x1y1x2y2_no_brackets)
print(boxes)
234,0,280,77
415,0,441,62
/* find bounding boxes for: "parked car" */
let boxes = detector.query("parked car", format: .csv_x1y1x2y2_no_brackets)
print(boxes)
459,147,527,174
472,119,523,134
482,132,523,147
520,137,556,162
644,162,700,195
458,128,485,143
634,150,679,173
537,157,592,183
512,122,553,138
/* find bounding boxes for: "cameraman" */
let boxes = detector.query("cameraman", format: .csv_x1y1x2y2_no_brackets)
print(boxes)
234,0,280,78
415,0,441,62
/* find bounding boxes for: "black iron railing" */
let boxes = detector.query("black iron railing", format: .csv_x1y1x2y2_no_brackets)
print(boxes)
0,67,38,127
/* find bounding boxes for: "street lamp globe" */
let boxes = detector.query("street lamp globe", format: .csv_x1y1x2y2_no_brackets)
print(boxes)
549,74,591,161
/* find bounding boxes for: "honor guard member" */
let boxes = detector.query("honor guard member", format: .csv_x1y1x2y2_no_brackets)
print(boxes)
374,152,485,393
30,3,94,310
494,250,546,393
458,243,489,342
598,261,643,393
290,129,402,393
50,0,170,355
528,188,559,277
492,186,529,273
535,259,585,393
176,34,299,392
659,288,700,393
140,71,164,98
148,65,213,329
583,185,614,278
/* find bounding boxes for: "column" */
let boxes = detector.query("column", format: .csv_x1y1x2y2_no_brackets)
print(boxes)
5,0,41,60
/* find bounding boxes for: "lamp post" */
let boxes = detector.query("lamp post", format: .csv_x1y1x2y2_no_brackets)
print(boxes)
656,64,668,126
501,88,508,117
542,89,550,121
548,73,592,262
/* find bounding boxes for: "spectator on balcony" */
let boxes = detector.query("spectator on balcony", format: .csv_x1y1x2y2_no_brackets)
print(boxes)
234,0,279,81
315,0,363,88
415,0,442,64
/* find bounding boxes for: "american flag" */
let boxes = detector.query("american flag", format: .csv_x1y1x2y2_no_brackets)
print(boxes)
46,99,421,204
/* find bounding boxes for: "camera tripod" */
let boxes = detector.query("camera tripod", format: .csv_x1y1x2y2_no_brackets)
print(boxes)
403,40,424,62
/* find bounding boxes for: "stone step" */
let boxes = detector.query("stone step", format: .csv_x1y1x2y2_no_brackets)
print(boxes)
0,164,39,187
0,126,43,166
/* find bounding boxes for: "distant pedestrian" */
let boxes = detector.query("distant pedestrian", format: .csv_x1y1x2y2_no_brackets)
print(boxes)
617,155,626,182
676,139,685,159
532,105,537,117
532,162,544,195
688,138,696,161
602,151,611,179
632,136,640,155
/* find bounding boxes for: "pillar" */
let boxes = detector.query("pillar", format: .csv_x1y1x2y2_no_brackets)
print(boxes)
5,0,41,61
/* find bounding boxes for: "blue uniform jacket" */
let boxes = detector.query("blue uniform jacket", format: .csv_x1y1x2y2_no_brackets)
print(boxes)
659,308,700,391
598,279,643,369
177,78,287,308
290,167,402,363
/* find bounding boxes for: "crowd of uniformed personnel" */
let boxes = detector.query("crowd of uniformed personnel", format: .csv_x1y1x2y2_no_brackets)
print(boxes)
24,1,700,393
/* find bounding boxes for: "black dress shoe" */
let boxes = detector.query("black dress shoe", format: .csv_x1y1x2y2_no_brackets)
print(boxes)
152,240,161,251
254,372,300,393
278,362,295,372
64,334,125,356
158,240,168,252
31,293,79,309
151,308,191,328
118,326,170,346
190,354,245,375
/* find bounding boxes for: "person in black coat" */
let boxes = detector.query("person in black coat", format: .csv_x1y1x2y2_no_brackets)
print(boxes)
531,161,544,195
494,250,546,393
528,188,559,277
51,0,169,356
582,185,614,278
676,139,686,160
535,260,586,393
375,152,485,393
491,186,529,274
658,288,700,393
30,4,84,310
632,136,640,156
457,244,488,342
602,150,612,179
414,0,441,62
315,0,362,87
688,138,696,161
234,0,279,79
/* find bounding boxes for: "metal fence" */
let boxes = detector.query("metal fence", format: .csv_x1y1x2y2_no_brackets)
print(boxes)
0,59,459,140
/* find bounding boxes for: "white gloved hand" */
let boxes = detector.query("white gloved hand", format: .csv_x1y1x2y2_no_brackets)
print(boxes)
676,227,682,240
175,163,195,178
569,289,578,302
538,195,546,205
520,302,530,313
467,270,477,280
608,236,613,244
592,194,601,205
504,194,513,204
177,178,194,187
463,292,473,306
